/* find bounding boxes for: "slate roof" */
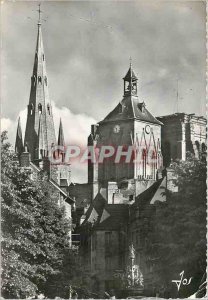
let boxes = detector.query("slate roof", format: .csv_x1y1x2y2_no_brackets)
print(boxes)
80,177,167,231
134,178,163,207
82,192,107,225
28,162,74,204
81,192,128,230
96,204,129,230
123,66,138,81
100,97,163,125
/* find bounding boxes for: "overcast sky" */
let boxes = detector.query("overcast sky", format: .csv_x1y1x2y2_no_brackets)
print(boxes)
1,0,206,182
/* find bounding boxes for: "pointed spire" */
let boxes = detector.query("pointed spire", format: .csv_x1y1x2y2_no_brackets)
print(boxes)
15,117,24,155
123,59,138,81
58,118,65,146
24,11,56,163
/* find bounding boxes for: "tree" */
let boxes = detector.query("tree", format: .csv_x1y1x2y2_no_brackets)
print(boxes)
1,131,77,298
144,153,206,298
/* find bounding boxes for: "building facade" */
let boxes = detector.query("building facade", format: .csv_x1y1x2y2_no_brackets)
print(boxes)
76,67,207,296
157,113,207,166
88,64,163,203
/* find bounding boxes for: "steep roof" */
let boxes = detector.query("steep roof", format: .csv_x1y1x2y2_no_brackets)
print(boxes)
123,66,138,81
80,178,167,231
134,178,164,207
28,162,74,204
96,204,129,230
100,97,163,125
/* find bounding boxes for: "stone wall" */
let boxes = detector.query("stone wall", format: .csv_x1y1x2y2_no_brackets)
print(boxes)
158,113,206,166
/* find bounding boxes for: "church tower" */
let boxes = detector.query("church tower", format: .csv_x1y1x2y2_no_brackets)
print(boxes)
14,7,72,188
88,63,163,201
24,15,56,165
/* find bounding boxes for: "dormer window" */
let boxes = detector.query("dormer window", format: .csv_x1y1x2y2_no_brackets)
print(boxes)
138,102,145,113
118,103,123,114
142,106,145,113
38,103,42,114
38,76,42,84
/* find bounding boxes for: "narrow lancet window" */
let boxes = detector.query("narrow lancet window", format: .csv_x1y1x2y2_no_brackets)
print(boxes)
47,104,50,115
38,76,42,84
142,149,147,178
38,103,42,114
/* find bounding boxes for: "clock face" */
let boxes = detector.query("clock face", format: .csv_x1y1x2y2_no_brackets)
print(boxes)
145,125,151,134
113,125,120,133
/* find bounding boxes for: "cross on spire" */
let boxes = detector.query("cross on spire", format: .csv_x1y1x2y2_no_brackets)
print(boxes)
37,3,43,25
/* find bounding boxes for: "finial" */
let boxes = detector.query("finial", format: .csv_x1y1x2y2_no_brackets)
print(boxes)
130,56,132,68
37,3,42,25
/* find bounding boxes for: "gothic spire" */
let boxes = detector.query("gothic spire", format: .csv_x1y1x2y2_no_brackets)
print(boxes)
24,14,56,164
58,118,65,147
15,117,24,155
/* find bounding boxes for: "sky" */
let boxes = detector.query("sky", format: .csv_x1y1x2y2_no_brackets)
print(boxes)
1,0,206,182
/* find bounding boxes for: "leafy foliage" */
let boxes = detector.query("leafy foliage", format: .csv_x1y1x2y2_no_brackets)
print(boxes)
144,153,207,298
1,131,77,298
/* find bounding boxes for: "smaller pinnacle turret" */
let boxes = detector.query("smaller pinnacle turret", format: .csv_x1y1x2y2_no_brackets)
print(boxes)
58,119,65,147
15,117,24,155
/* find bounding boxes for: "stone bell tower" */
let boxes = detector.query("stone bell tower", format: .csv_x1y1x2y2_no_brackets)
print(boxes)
88,62,163,201
23,14,56,165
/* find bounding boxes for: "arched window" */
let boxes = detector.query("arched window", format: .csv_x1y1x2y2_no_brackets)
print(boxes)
195,141,200,158
28,104,34,115
38,76,42,84
151,151,157,179
42,54,45,61
195,141,200,151
38,103,42,114
30,104,34,115
142,149,147,178
202,143,206,152
44,76,47,86
47,104,50,115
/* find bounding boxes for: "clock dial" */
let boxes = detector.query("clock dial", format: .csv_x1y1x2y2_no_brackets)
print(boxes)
113,125,120,133
145,125,151,134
